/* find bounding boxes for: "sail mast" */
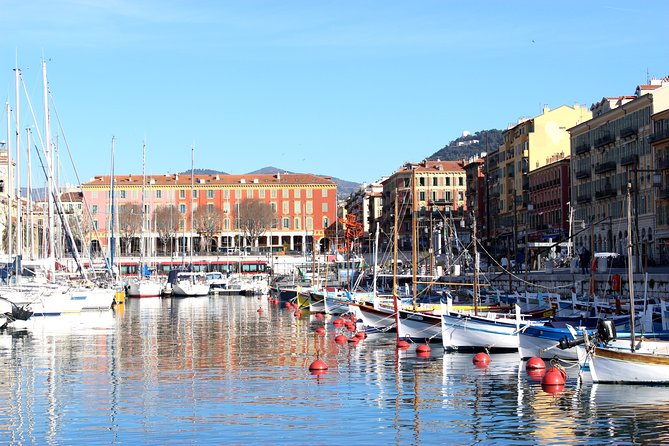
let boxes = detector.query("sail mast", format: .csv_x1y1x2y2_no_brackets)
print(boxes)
42,59,55,281
5,101,12,261
627,183,636,352
14,66,22,262
140,141,147,277
190,144,195,265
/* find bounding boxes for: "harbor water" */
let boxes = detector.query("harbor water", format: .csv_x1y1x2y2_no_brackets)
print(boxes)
1,295,669,445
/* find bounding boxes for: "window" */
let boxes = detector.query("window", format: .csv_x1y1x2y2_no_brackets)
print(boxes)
192,190,198,198
93,220,98,230
271,189,277,198
282,189,289,198
306,217,313,230
120,190,126,199
247,189,253,198
92,205,98,214
306,189,312,198
180,190,186,199
259,189,265,199
323,217,329,228
322,203,328,212
224,202,230,213
271,218,278,229
92,191,98,199
403,178,410,187
282,218,290,229
445,177,451,186
179,204,186,214
235,189,241,199
294,202,301,213
179,219,185,230
224,218,230,230
295,189,301,198
419,191,426,201
432,177,438,187
207,203,215,212
156,190,162,199
282,202,289,214
224,189,230,199
322,189,328,197
458,177,464,186
306,201,313,213
419,177,425,186
294,217,300,229
207,190,214,199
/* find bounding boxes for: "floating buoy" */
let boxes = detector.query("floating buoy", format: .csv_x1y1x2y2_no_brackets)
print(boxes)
333,318,344,327
541,366,566,386
316,313,324,320
294,309,302,318
347,337,359,344
526,368,545,380
285,302,293,309
257,307,263,313
309,359,328,371
472,352,491,367
315,327,326,336
335,334,347,344
346,324,356,333
397,339,410,349
416,344,431,354
417,351,431,359
354,331,366,339
526,357,546,370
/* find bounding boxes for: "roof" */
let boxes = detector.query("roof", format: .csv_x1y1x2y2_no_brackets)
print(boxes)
60,191,84,202
82,172,337,188
399,159,465,173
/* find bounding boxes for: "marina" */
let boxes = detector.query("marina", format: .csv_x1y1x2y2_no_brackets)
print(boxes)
1,294,669,444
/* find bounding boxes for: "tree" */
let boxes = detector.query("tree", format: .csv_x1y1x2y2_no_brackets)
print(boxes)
193,205,222,253
238,199,275,251
153,205,178,255
118,203,142,255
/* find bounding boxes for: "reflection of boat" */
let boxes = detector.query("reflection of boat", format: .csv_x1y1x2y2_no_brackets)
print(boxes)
12,309,116,335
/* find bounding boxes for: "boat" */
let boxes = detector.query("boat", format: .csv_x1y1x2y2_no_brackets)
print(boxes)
170,271,210,297
566,184,669,383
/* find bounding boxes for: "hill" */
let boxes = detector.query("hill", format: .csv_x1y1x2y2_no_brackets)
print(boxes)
427,129,503,161
248,167,360,199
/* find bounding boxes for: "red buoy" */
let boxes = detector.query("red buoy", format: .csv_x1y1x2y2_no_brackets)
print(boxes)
416,344,431,354
472,352,491,367
526,357,546,370
526,368,545,380
347,337,359,345
541,366,566,386
335,334,347,344
333,318,344,327
257,307,263,313
309,359,328,371
316,313,324,320
294,309,302,318
397,339,410,349
315,327,326,336
354,331,366,339
285,302,293,309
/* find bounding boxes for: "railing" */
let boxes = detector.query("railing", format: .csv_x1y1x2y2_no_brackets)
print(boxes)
575,169,591,179
620,127,637,139
660,188,669,200
575,143,590,155
595,188,617,199
620,154,639,166
594,134,614,148
595,161,616,174
649,128,669,144
659,158,669,170
577,194,592,204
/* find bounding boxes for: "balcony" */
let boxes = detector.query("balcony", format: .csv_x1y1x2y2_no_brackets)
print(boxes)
620,154,639,166
577,194,592,204
575,168,591,179
575,143,591,155
620,127,637,139
659,158,669,170
594,134,614,148
660,188,669,200
595,161,616,174
595,187,617,199
649,128,669,144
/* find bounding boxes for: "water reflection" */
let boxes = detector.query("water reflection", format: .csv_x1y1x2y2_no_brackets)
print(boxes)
2,296,669,444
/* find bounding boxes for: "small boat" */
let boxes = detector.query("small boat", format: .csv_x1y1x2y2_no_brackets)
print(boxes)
170,271,210,297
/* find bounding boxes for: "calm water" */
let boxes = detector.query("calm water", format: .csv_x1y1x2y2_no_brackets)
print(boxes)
1,296,669,445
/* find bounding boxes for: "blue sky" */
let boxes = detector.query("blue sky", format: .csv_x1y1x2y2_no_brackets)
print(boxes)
1,1,668,186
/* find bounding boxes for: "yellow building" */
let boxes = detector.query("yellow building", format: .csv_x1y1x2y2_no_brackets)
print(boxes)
494,104,591,254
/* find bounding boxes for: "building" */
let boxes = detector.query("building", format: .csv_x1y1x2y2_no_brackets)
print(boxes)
527,157,570,244
570,78,669,269
81,172,337,256
650,96,669,264
490,104,591,256
380,160,467,254
342,180,384,253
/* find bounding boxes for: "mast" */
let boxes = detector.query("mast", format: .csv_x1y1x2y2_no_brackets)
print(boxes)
109,137,116,277
26,127,34,260
5,101,12,260
472,212,479,316
140,141,147,277
372,222,379,297
14,66,22,262
627,183,636,352
190,144,195,266
392,192,400,342
42,60,55,281
411,166,418,309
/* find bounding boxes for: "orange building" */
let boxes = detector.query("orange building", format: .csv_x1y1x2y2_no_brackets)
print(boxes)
81,172,337,256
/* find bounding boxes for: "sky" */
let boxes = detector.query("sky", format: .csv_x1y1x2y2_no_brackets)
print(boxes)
1,1,668,187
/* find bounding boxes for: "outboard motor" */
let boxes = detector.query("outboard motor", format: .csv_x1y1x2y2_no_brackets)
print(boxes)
596,319,617,343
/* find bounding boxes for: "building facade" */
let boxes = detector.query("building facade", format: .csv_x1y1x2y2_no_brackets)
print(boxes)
81,172,337,256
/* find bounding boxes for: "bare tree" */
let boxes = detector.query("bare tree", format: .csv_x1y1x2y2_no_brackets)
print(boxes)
193,205,222,253
118,203,142,255
238,199,275,251
153,204,178,255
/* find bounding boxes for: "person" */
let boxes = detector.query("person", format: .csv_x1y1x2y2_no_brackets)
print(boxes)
579,247,591,274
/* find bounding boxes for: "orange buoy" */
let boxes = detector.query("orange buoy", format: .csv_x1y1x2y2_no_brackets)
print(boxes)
354,331,366,339
541,366,566,386
309,359,328,371
347,337,359,344
316,313,324,320
333,318,344,327
397,339,410,349
257,307,263,313
285,302,293,309
416,344,431,354
335,334,347,344
526,368,545,380
472,352,491,366
526,357,546,370
417,351,431,359
315,327,326,336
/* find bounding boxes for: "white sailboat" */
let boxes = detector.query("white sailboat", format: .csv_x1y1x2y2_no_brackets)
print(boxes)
126,142,163,298
171,145,209,297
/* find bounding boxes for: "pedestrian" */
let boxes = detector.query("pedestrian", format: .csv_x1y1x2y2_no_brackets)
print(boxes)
579,247,591,274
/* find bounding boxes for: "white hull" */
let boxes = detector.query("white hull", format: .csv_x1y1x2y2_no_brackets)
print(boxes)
354,304,396,332
589,345,669,383
126,279,163,298
398,309,441,341
2,285,115,316
441,312,524,351
518,330,578,360
172,282,210,297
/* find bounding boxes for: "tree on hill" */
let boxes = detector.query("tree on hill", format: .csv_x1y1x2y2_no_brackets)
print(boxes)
428,129,504,161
